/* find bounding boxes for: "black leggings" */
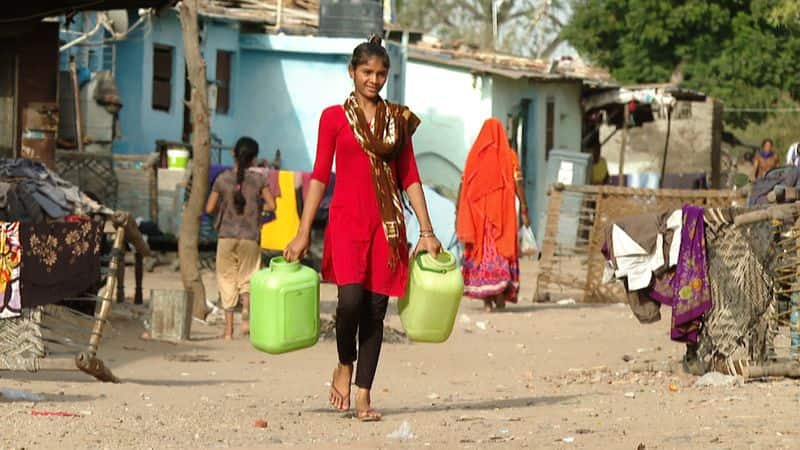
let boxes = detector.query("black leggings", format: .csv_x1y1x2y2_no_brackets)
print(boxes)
336,284,389,389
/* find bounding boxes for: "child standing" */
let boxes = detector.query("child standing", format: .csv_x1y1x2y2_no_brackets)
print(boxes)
206,137,275,340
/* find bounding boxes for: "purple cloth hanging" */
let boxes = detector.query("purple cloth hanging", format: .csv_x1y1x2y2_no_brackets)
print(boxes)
645,204,711,343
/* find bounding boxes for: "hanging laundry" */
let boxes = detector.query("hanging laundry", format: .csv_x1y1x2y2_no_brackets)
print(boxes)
0,222,21,319
248,166,281,198
603,209,682,290
647,205,712,343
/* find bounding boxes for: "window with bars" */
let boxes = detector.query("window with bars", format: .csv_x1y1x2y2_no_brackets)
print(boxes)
152,45,173,111
545,98,555,160
215,50,232,115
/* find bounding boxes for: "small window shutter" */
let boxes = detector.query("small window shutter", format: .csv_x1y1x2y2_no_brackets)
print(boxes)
152,45,173,111
215,51,231,114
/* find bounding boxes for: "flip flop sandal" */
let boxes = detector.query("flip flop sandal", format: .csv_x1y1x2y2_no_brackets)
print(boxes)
329,369,350,411
329,385,350,411
355,409,382,422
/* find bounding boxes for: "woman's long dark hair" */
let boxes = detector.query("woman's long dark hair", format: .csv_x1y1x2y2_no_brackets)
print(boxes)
350,35,390,69
233,136,259,215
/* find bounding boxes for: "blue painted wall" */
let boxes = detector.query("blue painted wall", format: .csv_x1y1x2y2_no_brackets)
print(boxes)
236,50,352,171
236,34,379,171
203,19,240,158
114,10,185,154
112,16,377,171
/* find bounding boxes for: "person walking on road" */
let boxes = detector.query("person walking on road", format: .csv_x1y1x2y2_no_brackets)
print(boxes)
284,36,441,422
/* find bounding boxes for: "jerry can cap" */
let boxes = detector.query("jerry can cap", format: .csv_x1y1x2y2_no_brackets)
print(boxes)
415,250,457,274
269,256,301,272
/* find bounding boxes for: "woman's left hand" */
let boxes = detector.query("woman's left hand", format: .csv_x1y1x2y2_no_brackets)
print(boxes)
413,235,442,258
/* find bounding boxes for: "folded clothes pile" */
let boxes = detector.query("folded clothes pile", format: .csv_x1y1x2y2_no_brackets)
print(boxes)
0,159,112,319
0,158,112,222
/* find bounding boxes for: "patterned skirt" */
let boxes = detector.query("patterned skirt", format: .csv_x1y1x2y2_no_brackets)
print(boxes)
462,228,519,302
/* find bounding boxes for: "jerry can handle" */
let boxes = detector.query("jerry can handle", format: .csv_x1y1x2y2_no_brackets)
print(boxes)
415,251,448,274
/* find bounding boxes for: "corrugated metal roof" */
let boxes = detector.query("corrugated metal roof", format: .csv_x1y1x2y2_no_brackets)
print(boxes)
198,0,318,33
407,44,614,84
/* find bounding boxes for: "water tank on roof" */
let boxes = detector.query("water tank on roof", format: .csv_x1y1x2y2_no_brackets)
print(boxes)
319,0,383,39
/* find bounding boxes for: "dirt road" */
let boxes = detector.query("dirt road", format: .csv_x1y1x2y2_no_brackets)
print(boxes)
1,261,797,449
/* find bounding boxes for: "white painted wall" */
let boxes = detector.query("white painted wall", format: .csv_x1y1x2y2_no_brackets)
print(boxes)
602,99,714,177
404,60,492,195
490,77,583,235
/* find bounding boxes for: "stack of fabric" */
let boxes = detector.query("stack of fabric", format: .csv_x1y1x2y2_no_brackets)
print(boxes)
604,205,712,344
606,204,779,373
0,159,111,319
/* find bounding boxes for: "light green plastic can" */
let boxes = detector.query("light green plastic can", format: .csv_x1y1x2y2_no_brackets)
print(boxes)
249,257,320,354
398,251,464,343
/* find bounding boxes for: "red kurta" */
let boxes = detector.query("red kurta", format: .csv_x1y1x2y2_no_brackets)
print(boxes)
311,105,421,297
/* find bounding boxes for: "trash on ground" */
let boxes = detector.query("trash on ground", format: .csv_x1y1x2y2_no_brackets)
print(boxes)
387,421,415,441
456,415,485,422
562,436,576,443
475,321,488,331
1,388,43,402
694,372,743,388
253,419,268,428
557,299,577,305
30,410,82,417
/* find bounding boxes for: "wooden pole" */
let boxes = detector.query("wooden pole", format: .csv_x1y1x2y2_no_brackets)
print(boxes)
658,105,673,189
618,105,629,186
710,99,724,188
88,225,125,355
134,253,144,305
69,57,84,152
178,0,211,323
792,217,800,357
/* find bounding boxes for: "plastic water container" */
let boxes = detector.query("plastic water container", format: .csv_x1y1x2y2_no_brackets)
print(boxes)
250,257,320,354
167,149,189,169
398,251,464,343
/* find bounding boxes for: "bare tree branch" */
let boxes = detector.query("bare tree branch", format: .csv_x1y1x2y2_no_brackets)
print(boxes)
538,36,564,59
453,0,485,19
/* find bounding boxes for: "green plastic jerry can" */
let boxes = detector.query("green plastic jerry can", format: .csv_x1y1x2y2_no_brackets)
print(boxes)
398,251,464,343
250,257,320,354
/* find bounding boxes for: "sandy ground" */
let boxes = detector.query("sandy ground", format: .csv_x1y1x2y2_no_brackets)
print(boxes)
2,259,799,450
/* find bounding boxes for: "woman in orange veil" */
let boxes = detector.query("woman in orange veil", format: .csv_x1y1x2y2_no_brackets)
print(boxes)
456,118,530,311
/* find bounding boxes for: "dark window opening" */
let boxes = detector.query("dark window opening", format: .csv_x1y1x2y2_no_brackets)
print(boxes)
215,50,232,115
545,99,555,160
152,44,173,111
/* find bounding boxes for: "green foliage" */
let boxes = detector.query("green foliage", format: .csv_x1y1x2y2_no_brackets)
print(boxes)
729,112,800,161
770,0,800,24
562,0,800,127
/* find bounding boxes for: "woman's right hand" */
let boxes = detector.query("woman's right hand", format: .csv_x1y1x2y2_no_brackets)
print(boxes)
283,232,310,262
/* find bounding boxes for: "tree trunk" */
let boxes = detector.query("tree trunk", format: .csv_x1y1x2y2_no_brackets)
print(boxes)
178,0,210,323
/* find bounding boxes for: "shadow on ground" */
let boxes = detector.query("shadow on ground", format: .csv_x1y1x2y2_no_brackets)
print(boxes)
307,394,582,416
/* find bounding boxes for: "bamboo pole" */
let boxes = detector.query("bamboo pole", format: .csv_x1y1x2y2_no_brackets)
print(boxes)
792,217,800,357
88,225,125,356
658,105,673,189
69,57,84,152
617,105,629,186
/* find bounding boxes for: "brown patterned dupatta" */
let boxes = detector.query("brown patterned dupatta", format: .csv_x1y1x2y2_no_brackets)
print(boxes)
343,93,420,269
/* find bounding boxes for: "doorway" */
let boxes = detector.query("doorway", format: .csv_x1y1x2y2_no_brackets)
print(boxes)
0,41,16,157
508,98,538,234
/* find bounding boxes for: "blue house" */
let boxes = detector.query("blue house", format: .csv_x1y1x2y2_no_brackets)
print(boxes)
106,8,403,169
401,43,610,236
60,7,610,237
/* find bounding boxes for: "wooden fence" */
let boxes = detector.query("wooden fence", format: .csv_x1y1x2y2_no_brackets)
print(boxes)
536,183,745,303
